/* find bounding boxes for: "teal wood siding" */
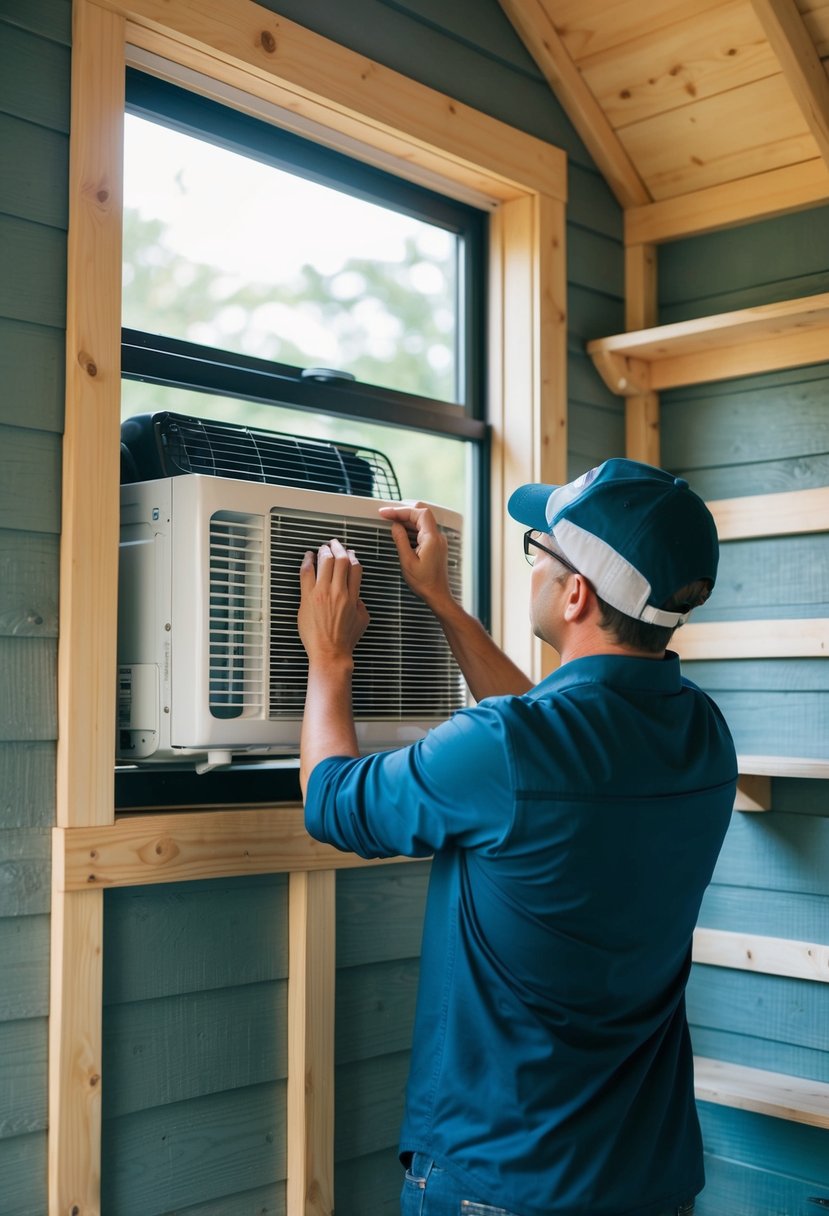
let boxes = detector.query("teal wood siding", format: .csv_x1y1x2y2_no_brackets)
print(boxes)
0,2,70,1213
334,863,430,1214
659,209,829,1212
100,875,290,1215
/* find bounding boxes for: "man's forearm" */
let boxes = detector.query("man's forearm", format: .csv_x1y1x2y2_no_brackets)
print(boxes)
432,597,532,701
300,658,360,797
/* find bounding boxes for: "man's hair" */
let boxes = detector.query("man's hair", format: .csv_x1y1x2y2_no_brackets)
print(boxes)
595,580,713,654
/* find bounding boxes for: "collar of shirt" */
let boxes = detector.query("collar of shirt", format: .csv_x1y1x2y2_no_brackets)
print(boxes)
526,649,683,701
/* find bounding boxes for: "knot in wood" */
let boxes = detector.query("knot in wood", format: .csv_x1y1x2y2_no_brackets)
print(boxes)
259,29,276,53
78,350,97,377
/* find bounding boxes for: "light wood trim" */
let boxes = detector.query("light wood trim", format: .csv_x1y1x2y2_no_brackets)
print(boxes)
674,618,829,660
49,882,104,1215
587,292,829,396
738,754,829,778
694,1056,829,1128
624,244,660,466
693,927,829,982
58,0,125,830
708,486,829,540
54,809,417,891
99,0,567,203
750,0,829,169
288,871,335,1216
734,774,772,813
496,0,650,208
625,158,829,245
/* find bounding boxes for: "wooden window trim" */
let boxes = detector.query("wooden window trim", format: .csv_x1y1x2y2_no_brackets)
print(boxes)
53,1,568,1211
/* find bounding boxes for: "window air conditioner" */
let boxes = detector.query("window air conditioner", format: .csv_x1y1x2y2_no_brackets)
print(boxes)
117,472,465,772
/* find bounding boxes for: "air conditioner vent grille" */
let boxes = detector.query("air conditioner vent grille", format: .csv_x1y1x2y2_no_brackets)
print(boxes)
160,415,400,499
208,512,265,719
269,510,464,721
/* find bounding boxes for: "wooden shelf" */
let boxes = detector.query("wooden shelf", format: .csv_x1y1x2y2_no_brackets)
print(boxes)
694,1057,829,1129
738,755,829,779
673,618,829,661
587,292,829,396
693,928,829,983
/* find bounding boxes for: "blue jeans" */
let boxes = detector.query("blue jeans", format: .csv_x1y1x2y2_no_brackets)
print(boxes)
400,1152,696,1216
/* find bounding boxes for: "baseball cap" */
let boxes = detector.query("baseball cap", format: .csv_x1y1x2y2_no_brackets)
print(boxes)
507,459,718,627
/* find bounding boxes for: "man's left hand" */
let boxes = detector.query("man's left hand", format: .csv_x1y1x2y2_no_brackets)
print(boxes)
298,537,370,665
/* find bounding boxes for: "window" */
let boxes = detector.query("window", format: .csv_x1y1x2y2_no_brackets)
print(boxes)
118,70,488,802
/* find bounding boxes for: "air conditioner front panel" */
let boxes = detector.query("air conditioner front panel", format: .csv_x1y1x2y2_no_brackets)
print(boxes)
139,474,466,761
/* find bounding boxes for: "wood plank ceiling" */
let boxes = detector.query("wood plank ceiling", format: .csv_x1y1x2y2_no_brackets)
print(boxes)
499,0,829,239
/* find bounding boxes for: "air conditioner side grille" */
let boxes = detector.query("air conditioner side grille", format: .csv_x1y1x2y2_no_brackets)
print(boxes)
269,510,464,721
208,512,265,718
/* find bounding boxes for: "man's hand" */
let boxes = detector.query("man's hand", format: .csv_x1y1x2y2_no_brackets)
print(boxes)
298,537,370,666
379,503,455,616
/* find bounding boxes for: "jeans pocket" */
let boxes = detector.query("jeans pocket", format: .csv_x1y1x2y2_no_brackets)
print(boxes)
460,1203,521,1216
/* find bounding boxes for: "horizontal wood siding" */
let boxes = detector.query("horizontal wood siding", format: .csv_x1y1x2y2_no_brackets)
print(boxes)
0,5,68,1212
659,211,829,1213
334,863,429,1214
100,875,290,1214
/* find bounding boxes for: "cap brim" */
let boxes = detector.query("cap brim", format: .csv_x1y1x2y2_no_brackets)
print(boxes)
507,483,560,533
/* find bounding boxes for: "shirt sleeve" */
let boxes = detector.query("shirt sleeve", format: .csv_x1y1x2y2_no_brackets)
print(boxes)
304,699,516,859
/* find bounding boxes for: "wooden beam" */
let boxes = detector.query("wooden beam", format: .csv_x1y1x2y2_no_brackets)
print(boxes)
750,0,829,169
288,871,335,1216
587,292,829,395
58,0,124,830
708,486,829,540
54,809,416,891
734,774,772,813
625,157,829,245
496,0,650,207
624,244,660,466
694,1056,829,1128
693,927,829,982
49,882,104,1216
674,618,829,661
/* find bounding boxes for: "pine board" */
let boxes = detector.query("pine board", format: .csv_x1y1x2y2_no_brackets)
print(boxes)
0,742,56,829
0,320,65,433
102,981,288,1118
101,1080,287,1216
0,1016,47,1139
103,876,289,1004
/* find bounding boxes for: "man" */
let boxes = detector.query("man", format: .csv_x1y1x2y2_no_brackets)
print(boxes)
298,458,737,1216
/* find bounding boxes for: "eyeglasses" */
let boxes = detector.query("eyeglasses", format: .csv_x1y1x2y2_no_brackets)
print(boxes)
523,529,581,575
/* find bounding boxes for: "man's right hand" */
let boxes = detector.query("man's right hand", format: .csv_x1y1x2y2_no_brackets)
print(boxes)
378,503,456,617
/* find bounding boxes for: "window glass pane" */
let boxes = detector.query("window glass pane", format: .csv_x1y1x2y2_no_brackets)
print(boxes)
121,383,474,605
123,115,460,402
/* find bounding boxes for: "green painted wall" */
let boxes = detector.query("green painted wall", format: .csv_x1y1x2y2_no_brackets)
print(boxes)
0,2,70,1212
659,211,829,1212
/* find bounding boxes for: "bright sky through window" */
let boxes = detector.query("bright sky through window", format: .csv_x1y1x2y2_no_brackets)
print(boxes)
123,114,460,401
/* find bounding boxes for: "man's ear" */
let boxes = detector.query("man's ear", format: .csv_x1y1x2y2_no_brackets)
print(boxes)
562,574,593,623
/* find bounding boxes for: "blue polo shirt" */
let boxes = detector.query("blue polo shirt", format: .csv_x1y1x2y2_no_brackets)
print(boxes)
305,652,737,1216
